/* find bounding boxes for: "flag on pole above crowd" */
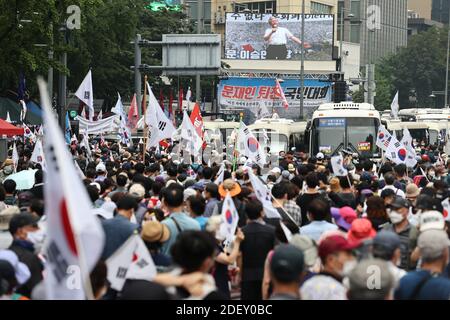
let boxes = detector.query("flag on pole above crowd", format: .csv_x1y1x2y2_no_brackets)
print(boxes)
248,170,281,219
237,122,266,166
113,93,131,146
214,163,225,185
75,70,94,121
97,109,102,121
30,139,46,168
376,125,392,150
145,82,176,148
331,154,348,177
400,128,417,168
12,142,18,173
180,111,203,157
127,94,139,129
385,135,407,165
38,78,105,300
274,79,289,109
6,111,11,123
185,87,192,104
106,234,156,291
390,91,399,119
190,103,204,141
23,124,36,142
219,192,239,245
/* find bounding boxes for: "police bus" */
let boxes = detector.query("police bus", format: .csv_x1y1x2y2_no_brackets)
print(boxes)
306,103,381,158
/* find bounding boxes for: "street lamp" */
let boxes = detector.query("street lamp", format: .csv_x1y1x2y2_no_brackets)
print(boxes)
339,8,354,73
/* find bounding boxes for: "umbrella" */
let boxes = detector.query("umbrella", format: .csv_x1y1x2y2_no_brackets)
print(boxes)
4,169,38,190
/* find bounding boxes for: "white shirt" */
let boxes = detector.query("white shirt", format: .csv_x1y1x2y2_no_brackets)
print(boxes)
264,27,293,45
381,185,406,198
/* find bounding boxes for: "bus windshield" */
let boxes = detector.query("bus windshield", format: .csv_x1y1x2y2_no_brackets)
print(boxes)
311,117,379,157
253,131,288,154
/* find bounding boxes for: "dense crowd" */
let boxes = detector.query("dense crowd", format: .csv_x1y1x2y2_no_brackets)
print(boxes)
1,137,450,300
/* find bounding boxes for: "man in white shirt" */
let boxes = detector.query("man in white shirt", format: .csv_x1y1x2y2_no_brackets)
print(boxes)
380,172,406,198
264,17,302,60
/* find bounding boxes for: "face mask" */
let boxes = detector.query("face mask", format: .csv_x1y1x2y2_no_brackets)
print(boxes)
341,259,357,277
27,229,46,254
388,210,404,224
429,171,435,177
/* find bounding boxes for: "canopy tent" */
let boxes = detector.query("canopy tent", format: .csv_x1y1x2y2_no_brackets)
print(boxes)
0,97,42,125
0,118,24,136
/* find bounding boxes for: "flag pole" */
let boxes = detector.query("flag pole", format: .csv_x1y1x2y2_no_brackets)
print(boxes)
271,195,298,226
142,75,148,163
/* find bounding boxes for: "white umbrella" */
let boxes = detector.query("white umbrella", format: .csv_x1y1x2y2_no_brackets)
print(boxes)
5,169,38,190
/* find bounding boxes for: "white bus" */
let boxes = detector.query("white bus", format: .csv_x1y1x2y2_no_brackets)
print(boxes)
248,118,308,154
306,103,381,158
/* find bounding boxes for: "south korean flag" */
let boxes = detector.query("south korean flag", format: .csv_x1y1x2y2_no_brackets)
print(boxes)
331,154,348,177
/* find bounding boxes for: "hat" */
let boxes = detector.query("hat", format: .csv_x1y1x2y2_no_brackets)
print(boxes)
418,229,450,261
416,195,441,211
406,184,420,198
318,234,359,260
270,244,304,283
372,230,401,258
183,188,197,202
331,207,357,231
90,182,101,193
0,250,31,285
389,197,410,210
96,162,106,173
191,182,205,192
316,152,325,160
218,179,241,198
92,201,116,220
3,165,13,175
347,219,377,243
281,170,291,179
419,211,445,232
421,154,430,162
8,213,38,235
141,220,170,243
129,184,145,199
288,164,296,172
0,206,20,231
289,234,318,268
270,167,282,175
348,259,393,300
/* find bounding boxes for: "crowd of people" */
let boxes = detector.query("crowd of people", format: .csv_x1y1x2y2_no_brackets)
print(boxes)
1,136,450,300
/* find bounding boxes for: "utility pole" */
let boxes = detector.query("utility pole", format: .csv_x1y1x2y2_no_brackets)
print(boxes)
299,0,305,120
196,0,204,103
135,34,142,116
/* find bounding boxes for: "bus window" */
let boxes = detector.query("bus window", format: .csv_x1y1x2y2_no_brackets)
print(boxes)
289,133,306,152
311,118,346,156
346,118,378,157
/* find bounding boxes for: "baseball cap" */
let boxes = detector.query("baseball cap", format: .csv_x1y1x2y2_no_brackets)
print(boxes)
419,211,445,232
270,244,304,283
129,184,146,199
289,234,318,268
270,167,282,175
418,229,450,261
348,258,394,300
347,218,377,243
318,235,359,260
96,162,106,173
92,201,117,220
8,213,38,235
316,152,324,160
331,207,357,231
416,195,441,211
372,230,401,258
0,250,31,285
389,197,410,210
281,170,291,179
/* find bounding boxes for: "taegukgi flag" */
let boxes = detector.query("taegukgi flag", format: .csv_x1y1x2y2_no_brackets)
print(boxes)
237,122,267,166
38,78,105,300
75,70,94,121
331,154,348,177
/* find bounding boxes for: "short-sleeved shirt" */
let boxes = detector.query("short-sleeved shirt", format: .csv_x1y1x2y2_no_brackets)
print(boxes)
300,220,338,242
395,270,450,300
264,27,293,45
161,212,201,256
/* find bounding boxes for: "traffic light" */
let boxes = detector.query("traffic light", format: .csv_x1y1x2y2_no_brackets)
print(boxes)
334,81,347,103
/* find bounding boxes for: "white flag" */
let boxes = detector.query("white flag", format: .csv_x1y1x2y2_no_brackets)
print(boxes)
6,111,11,123
219,192,239,244
391,91,399,119
106,234,136,291
400,128,417,168
23,124,36,142
237,122,266,166
180,111,202,156
30,139,45,168
145,83,176,144
385,136,407,165
280,220,293,242
75,70,94,121
12,142,18,173
185,87,192,103
111,93,125,117
97,109,102,120
126,235,157,282
376,125,392,151
38,78,105,300
20,100,27,122
248,170,281,219
331,154,348,177
214,163,225,185
80,132,92,160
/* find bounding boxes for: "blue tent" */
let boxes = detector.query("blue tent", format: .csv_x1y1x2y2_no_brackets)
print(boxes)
0,97,42,124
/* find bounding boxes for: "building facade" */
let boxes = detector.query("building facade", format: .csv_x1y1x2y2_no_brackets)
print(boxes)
338,0,408,65
432,0,450,24
408,0,432,19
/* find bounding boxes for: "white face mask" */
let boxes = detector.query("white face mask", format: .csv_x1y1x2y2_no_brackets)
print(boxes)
388,210,404,224
341,260,357,277
27,229,46,254
429,171,435,177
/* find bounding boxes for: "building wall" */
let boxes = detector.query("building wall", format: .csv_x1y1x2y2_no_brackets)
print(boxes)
338,41,361,84
340,0,408,66
408,0,432,19
432,0,450,24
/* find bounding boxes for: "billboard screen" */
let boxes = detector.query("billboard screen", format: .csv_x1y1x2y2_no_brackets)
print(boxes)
225,13,334,61
218,77,332,120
